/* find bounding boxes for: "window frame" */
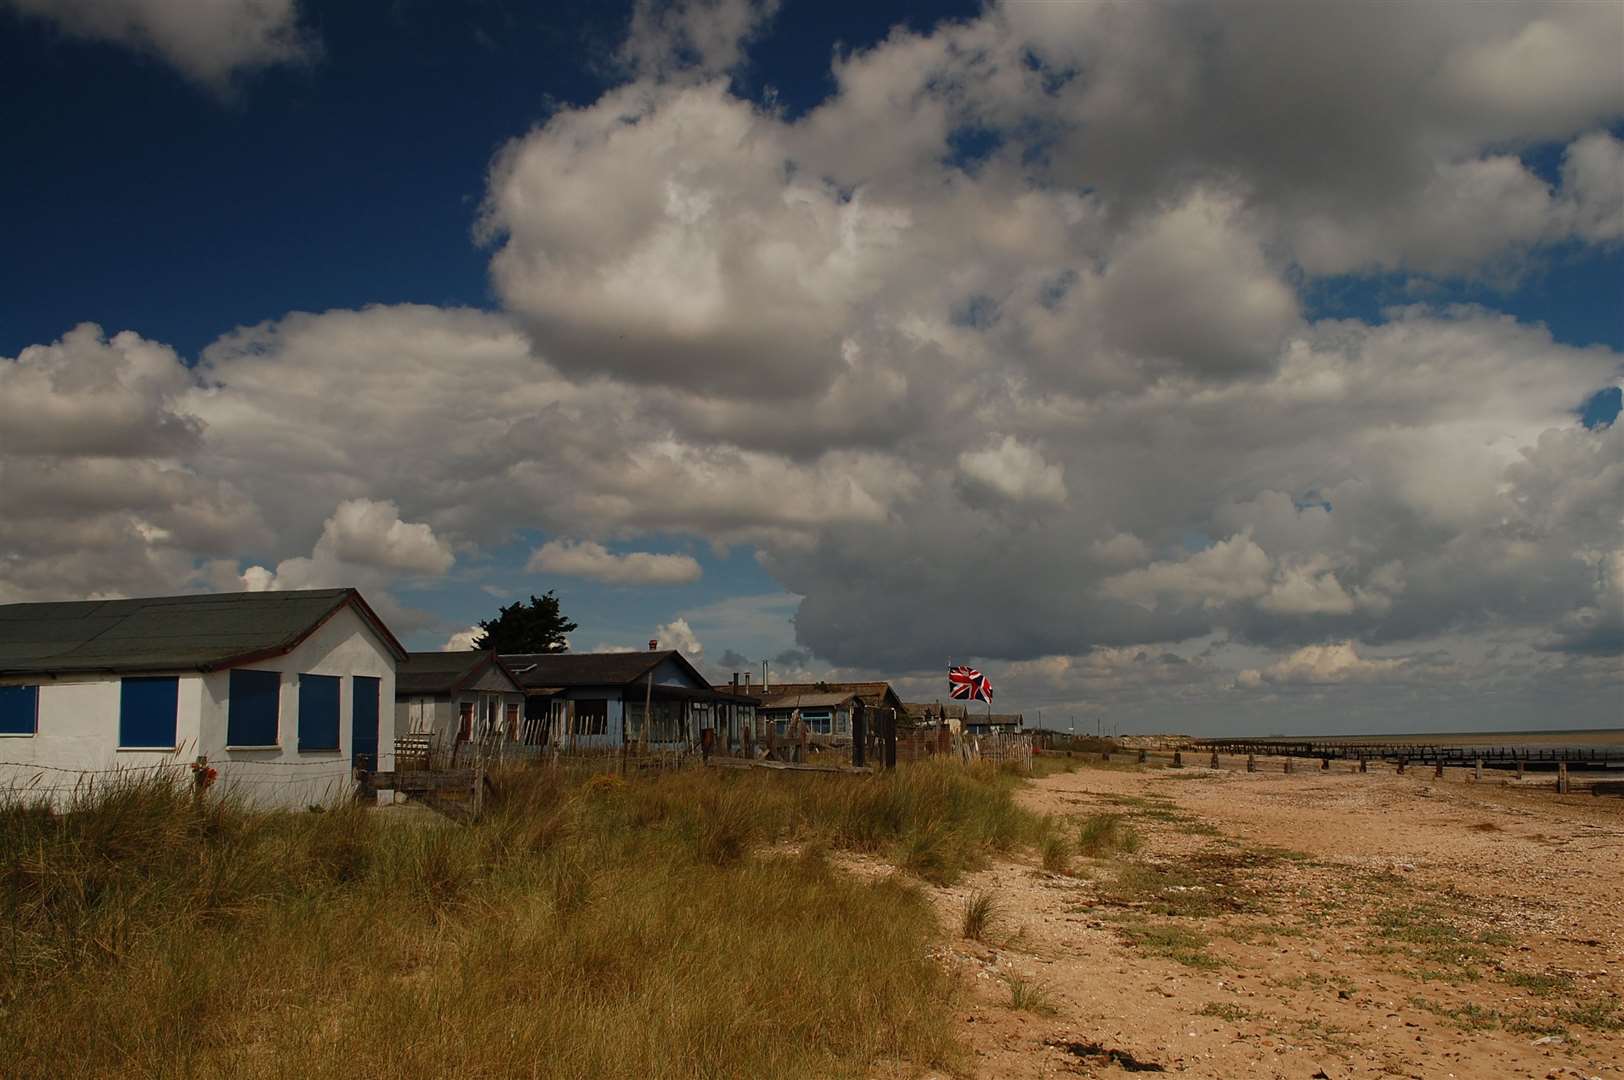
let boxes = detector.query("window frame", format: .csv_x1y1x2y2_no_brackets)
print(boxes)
226,669,281,749
118,676,180,750
572,698,608,737
296,673,342,753
0,685,39,737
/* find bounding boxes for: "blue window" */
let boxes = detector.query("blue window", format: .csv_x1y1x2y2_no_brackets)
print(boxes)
0,685,39,735
298,674,340,752
120,677,178,749
351,676,380,768
227,669,280,746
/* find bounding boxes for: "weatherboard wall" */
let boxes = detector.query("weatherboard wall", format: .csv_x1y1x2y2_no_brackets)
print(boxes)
0,603,396,809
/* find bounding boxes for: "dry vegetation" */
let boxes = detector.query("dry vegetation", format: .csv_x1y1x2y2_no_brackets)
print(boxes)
0,759,1050,1079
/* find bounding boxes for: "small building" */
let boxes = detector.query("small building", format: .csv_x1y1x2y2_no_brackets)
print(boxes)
503,647,757,753
756,688,865,741
0,588,405,808
394,650,526,764
723,680,907,738
965,711,1025,736
903,701,966,735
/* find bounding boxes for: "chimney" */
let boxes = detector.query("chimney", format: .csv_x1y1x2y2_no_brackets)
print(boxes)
648,639,658,651
762,660,769,694
731,673,739,693
743,671,751,696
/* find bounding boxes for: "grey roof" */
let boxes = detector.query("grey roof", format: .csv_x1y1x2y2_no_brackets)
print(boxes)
500,650,673,689
759,690,860,710
501,650,751,701
395,650,520,696
0,588,407,676
718,680,903,710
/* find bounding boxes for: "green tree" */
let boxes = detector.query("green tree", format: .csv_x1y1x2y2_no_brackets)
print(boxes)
471,591,578,654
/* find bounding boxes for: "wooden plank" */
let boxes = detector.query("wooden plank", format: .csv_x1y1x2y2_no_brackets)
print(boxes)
365,769,475,793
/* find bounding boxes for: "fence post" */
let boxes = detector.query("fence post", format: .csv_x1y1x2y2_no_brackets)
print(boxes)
1557,762,1569,795
1474,757,1483,782
1246,754,1256,773
1284,757,1293,774
1358,756,1367,773
851,706,865,768
1397,756,1406,775
1435,761,1444,779
882,709,897,769
1210,750,1220,769
1321,756,1330,771
1172,750,1183,769
1516,757,1523,780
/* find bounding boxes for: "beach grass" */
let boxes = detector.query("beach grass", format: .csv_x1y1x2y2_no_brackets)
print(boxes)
0,757,1050,1079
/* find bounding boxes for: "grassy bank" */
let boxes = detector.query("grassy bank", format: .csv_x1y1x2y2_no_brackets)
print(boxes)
1,759,1044,1079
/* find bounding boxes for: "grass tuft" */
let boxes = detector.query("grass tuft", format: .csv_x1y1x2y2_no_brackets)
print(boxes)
1005,974,1059,1015
1041,833,1072,874
1077,813,1140,857
961,890,998,941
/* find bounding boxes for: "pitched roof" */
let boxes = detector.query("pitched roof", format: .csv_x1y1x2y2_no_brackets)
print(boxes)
0,588,407,676
758,689,860,710
395,650,520,696
724,680,902,710
500,649,669,689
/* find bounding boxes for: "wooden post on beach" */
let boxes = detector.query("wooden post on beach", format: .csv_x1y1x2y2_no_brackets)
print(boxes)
1138,749,1147,764
1210,750,1220,769
1434,760,1444,779
1474,757,1483,782
1172,750,1184,769
1321,756,1330,771
1284,757,1293,774
1557,762,1569,795
1515,757,1524,780
1397,756,1406,774
1358,756,1367,773
1247,754,1256,773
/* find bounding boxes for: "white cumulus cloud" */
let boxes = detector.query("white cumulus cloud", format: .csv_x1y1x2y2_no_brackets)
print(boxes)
528,539,702,586
5,0,314,89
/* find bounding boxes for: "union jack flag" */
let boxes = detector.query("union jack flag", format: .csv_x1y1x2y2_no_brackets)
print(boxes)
948,665,993,702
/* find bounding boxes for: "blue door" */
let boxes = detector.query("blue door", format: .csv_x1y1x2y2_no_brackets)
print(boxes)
352,676,380,769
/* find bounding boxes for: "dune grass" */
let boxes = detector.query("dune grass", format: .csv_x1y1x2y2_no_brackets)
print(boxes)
0,758,1045,1079
961,889,998,941
1076,812,1141,857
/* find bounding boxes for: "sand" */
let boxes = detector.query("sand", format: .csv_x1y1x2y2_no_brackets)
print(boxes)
923,759,1624,1079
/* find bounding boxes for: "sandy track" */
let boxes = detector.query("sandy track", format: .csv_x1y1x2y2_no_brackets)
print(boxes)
929,761,1623,1079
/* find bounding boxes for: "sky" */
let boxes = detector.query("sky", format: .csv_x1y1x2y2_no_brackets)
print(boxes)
1,0,1621,736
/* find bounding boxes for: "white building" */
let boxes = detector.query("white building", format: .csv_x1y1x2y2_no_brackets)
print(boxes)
395,650,526,764
0,588,406,808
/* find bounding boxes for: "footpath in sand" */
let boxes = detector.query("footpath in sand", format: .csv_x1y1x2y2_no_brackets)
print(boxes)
932,760,1623,1079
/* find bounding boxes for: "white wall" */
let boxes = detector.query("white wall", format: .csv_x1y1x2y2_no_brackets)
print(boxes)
0,603,397,810
0,672,206,802
197,604,396,808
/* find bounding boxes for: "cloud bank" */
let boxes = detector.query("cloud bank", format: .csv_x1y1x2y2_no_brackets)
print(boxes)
4,0,1621,729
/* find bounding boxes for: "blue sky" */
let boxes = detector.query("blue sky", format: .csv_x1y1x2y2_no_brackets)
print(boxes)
2,0,1620,733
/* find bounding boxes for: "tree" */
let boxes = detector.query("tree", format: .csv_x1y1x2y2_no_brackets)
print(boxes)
471,591,578,654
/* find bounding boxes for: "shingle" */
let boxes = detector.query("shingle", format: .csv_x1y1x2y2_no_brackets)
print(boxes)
0,589,384,675
395,651,513,696
499,650,667,689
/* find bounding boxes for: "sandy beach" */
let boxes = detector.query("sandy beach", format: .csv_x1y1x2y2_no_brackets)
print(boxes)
927,758,1624,1079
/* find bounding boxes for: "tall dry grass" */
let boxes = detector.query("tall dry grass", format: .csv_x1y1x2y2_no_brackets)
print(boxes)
1,758,1042,1078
